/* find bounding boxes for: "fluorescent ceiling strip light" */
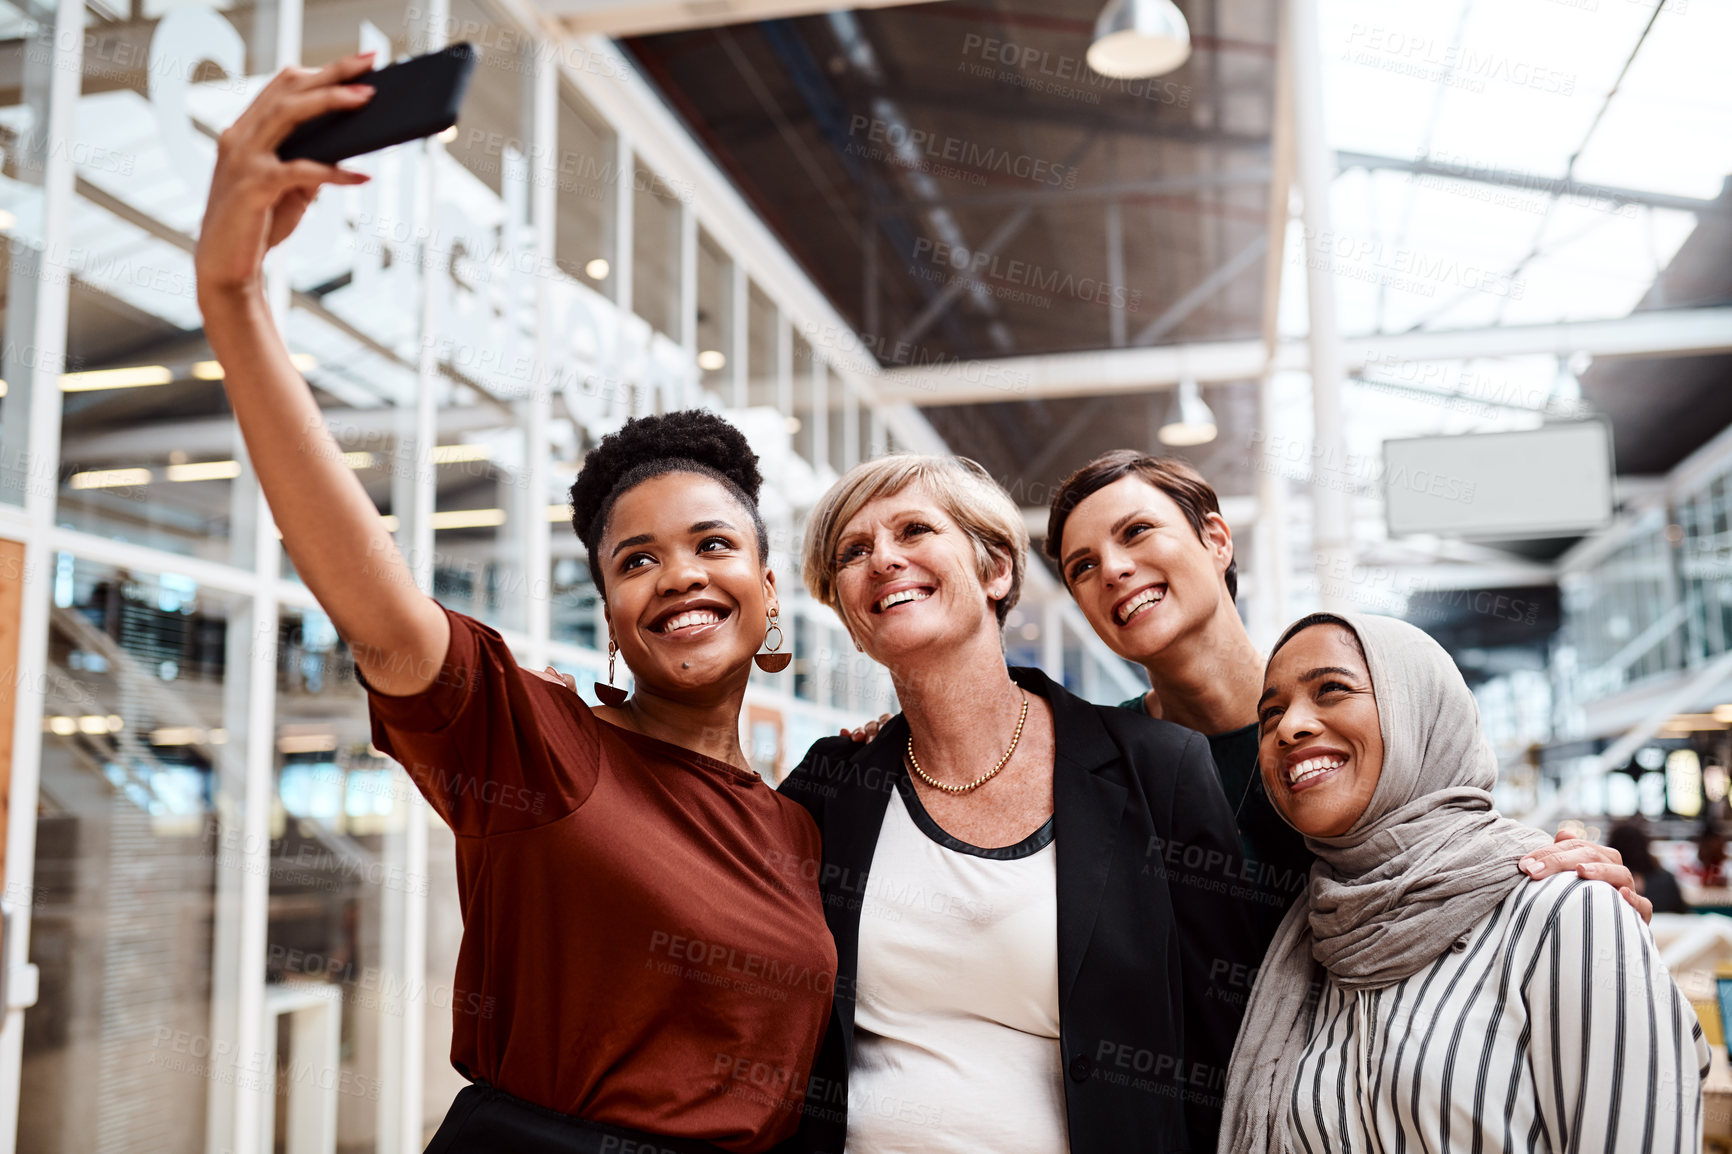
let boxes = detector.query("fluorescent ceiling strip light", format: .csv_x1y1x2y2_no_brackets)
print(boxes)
165,460,242,482
70,467,151,489
431,444,492,464
61,366,173,391
431,508,507,530
191,353,318,382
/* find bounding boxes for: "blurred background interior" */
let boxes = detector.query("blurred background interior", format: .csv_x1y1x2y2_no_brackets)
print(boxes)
0,0,1731,1148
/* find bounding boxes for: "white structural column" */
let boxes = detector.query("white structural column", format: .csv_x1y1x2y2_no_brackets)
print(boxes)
811,358,828,474
1042,603,1064,689
776,310,793,417
209,0,301,1147
843,391,860,471
612,132,635,415
677,201,699,409
376,4,445,1148
729,261,748,409
231,266,290,1154
522,33,557,668
1290,0,1351,611
1252,0,1296,646
0,0,79,1146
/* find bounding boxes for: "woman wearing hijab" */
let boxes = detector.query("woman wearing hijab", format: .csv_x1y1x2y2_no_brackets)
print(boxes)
1223,611,1708,1154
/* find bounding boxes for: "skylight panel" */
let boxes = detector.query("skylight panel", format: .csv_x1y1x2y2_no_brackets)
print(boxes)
1571,2,1732,198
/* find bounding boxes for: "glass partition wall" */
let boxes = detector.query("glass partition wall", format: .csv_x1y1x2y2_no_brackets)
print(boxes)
0,0,1140,1149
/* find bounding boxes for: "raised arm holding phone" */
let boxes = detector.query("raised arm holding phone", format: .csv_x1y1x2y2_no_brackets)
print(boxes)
196,51,449,696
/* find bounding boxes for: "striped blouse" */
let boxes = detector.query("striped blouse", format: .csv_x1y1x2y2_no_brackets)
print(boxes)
1288,874,1709,1154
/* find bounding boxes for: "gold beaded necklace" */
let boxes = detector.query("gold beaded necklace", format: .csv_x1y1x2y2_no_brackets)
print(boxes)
905,691,1029,795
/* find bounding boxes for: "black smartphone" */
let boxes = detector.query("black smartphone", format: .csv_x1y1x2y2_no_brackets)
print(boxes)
277,42,478,164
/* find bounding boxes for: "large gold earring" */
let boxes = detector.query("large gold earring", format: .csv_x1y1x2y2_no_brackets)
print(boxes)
595,636,629,706
755,609,791,672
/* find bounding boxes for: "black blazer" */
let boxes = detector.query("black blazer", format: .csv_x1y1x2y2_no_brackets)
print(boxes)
778,666,1260,1154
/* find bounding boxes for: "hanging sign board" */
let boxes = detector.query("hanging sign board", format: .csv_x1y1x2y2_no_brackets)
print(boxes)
1383,420,1615,539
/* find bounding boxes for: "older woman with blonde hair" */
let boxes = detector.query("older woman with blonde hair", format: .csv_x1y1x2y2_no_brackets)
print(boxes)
779,453,1259,1154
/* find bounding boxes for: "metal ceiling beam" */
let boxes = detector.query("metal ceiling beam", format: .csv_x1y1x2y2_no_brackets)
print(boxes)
763,12,1000,358
1131,234,1267,346
875,307,1732,405
894,204,1035,348
1337,150,1730,218
62,405,516,462
868,169,1272,215
1023,395,1110,484
887,86,1274,150
1022,494,1260,539
546,0,931,37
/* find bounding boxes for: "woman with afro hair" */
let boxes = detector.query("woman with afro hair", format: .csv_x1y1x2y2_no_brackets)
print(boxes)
196,68,833,1150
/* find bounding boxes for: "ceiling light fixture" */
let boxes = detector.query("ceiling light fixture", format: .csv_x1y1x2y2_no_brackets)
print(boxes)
166,460,242,482
1087,0,1191,79
584,258,610,280
1157,379,1216,446
697,349,727,372
191,353,316,382
430,443,492,464
61,366,173,392
430,508,507,531
70,467,152,489
278,733,338,754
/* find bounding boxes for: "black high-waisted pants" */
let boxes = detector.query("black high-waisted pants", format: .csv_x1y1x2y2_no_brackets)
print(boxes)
425,1082,739,1154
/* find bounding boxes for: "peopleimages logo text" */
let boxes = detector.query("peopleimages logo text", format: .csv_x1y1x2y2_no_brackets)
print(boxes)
846,115,1078,188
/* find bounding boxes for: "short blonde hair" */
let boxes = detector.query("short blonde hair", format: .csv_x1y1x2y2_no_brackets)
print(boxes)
802,454,1028,628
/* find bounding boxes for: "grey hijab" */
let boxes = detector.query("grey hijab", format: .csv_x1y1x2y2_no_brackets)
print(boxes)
1217,612,1551,1154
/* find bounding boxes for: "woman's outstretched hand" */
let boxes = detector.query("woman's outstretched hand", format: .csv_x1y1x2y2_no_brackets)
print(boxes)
1519,829,1653,924
536,667,581,694
841,714,894,742
195,52,376,302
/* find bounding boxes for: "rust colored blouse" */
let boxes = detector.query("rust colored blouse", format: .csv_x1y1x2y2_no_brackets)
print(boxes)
359,605,835,1151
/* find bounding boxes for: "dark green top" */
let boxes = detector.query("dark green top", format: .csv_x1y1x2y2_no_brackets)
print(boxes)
1117,694,1314,947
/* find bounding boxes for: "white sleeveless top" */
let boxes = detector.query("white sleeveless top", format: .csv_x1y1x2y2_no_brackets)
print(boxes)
845,780,1070,1154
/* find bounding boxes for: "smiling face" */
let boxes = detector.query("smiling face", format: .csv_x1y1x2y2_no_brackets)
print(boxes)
831,481,1011,664
1057,475,1234,665
1257,624,1385,838
599,472,773,698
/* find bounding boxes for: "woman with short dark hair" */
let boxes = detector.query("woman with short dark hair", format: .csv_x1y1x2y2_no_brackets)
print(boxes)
1043,449,1651,933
